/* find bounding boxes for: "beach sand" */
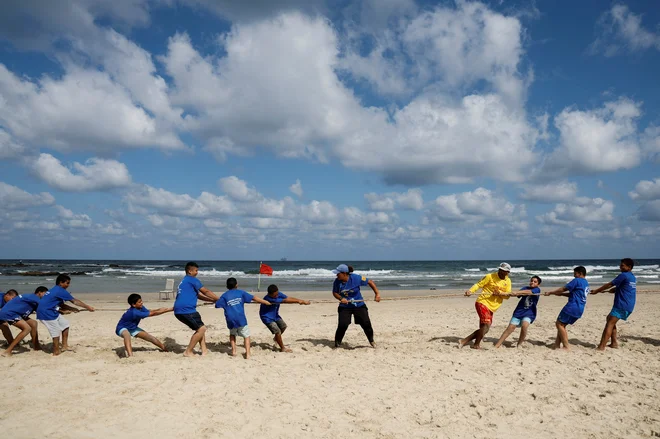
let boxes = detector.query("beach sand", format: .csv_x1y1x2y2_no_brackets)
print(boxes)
1,289,659,438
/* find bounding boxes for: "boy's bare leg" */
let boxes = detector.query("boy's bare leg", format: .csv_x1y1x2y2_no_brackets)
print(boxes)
610,323,619,348
517,321,530,348
552,333,561,350
52,335,61,356
244,336,251,359
135,331,167,351
121,331,133,357
230,334,237,356
1,323,14,345
26,320,40,350
555,321,570,350
273,333,291,352
494,324,517,348
1,320,31,356
199,333,208,356
184,326,206,357
61,327,71,351
459,330,479,347
597,315,619,351
472,323,490,349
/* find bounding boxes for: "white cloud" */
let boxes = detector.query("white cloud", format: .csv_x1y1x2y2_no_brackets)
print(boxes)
519,181,580,203
95,222,127,235
30,153,132,192
427,187,517,222
572,226,634,240
589,4,660,57
0,128,25,159
0,65,184,153
125,185,220,218
544,98,642,175
642,125,660,160
0,182,55,210
536,198,615,225
629,178,660,201
365,188,423,211
163,11,540,185
13,220,61,231
637,200,660,222
55,205,92,228
219,176,260,202
289,179,303,198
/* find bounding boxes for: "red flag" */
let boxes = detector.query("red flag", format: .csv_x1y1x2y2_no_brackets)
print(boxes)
260,263,273,276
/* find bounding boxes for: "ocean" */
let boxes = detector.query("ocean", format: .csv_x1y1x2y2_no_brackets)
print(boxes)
1,259,658,295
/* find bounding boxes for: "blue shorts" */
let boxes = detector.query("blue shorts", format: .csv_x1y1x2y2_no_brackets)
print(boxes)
610,307,632,321
557,310,579,325
510,316,533,327
117,327,144,337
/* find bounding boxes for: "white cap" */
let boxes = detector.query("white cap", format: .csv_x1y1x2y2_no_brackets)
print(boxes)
498,262,512,272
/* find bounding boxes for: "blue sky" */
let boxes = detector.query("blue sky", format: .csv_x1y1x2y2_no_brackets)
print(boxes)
0,0,659,261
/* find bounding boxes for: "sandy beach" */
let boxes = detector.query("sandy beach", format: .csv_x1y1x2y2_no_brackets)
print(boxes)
1,289,659,438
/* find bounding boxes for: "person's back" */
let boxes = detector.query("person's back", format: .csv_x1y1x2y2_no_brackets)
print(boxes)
612,270,636,313
0,293,40,319
217,288,253,328
564,277,589,318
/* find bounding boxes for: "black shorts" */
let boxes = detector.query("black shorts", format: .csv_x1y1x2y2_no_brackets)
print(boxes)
175,312,205,331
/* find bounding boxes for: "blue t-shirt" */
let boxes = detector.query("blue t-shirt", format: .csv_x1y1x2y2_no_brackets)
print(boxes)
215,289,254,329
333,273,369,308
562,278,589,318
611,271,636,313
0,293,41,322
259,292,288,324
174,275,203,315
116,306,150,333
511,286,541,321
0,292,6,309
36,286,75,320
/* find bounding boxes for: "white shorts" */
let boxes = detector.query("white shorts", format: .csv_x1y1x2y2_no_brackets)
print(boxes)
40,316,70,338
229,325,250,338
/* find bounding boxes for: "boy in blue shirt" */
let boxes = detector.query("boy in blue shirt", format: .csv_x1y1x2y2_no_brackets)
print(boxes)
544,266,590,351
36,274,95,356
0,287,46,356
116,293,173,357
0,289,18,346
216,277,272,359
494,276,542,348
174,262,219,357
591,258,636,351
260,284,310,353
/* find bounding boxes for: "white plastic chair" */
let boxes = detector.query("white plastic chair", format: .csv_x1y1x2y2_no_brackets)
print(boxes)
159,279,175,300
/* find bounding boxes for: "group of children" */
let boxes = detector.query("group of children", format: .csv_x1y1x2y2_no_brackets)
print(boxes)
0,258,638,357
459,258,637,351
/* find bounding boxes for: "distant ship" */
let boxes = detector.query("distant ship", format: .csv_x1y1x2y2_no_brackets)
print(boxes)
280,257,287,261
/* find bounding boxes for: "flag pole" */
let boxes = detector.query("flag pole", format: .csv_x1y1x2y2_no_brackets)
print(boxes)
257,261,262,292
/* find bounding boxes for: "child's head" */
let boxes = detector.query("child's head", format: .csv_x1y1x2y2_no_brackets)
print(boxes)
348,265,354,273
34,286,48,298
620,258,634,272
267,284,279,297
56,274,71,288
226,277,238,290
4,289,18,302
573,266,587,278
529,276,542,288
185,262,199,276
128,293,143,308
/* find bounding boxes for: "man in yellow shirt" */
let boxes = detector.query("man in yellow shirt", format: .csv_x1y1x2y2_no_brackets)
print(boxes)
459,262,513,349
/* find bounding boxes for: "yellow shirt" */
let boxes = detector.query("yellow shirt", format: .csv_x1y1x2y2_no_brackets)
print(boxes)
470,272,512,312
